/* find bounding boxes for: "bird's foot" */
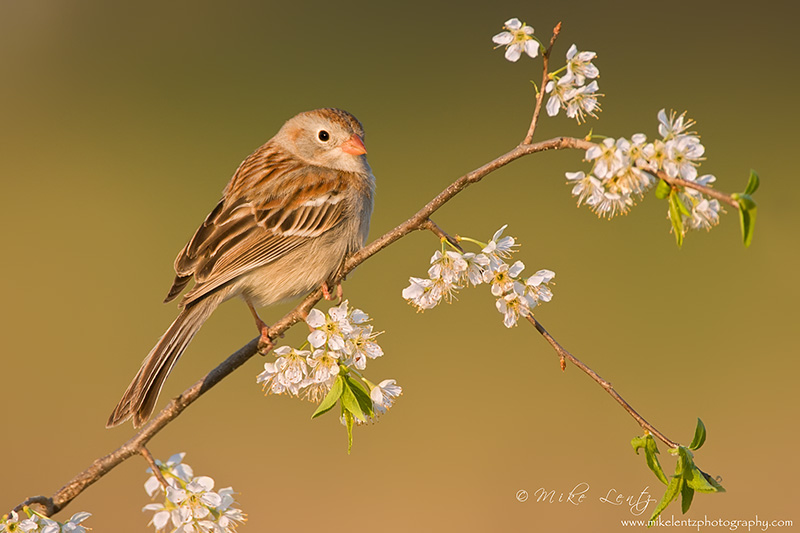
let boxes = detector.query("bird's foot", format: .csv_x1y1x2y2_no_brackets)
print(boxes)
321,281,343,303
247,301,274,355
257,325,274,355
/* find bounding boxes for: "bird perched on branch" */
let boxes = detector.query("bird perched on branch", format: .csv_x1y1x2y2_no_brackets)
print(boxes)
107,108,375,428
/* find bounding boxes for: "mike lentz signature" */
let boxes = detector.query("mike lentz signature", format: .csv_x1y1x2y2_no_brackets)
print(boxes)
515,483,657,516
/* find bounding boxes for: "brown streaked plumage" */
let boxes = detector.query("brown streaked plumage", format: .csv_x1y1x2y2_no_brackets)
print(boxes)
107,108,375,428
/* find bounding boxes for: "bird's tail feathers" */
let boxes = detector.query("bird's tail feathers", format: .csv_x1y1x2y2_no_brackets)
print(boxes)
106,293,223,428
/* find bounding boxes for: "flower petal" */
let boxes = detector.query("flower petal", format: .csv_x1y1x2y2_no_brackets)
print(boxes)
492,31,513,45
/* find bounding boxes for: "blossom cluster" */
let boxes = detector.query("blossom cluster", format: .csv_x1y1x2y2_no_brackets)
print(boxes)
257,301,401,418
143,453,245,533
1,510,90,533
402,226,555,328
546,44,602,123
565,109,721,233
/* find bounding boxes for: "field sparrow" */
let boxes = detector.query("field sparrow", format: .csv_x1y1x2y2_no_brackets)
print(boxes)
107,108,375,428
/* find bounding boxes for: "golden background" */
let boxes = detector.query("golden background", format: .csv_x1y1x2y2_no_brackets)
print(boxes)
2,1,797,531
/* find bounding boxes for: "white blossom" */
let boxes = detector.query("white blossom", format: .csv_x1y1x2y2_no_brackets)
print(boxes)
144,458,246,533
565,44,599,85
486,260,525,296
307,350,341,384
586,138,624,179
428,250,467,283
566,171,603,207
344,325,383,370
642,139,667,170
658,108,696,140
664,135,705,181
306,301,355,351
525,269,555,304
482,225,518,268
460,252,490,286
593,191,633,218
545,76,575,117
564,80,601,123
256,346,310,396
370,379,402,416
495,284,531,328
402,276,441,311
492,18,539,62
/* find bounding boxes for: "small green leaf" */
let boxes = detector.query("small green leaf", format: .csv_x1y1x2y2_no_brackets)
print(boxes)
649,475,683,523
312,375,344,419
632,435,668,485
703,471,726,493
736,196,758,248
680,483,695,514
655,179,671,199
645,441,668,485
734,193,757,210
689,418,707,451
668,191,685,247
631,435,648,453
744,169,760,195
342,406,354,454
686,466,720,493
341,381,367,422
676,446,693,472
346,376,374,419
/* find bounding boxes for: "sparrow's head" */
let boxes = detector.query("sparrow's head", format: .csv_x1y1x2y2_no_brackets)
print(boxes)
276,108,368,173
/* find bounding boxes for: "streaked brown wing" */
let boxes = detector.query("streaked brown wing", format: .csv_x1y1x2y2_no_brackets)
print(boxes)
165,147,350,307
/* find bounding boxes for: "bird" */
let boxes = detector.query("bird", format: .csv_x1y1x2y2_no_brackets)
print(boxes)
106,108,375,428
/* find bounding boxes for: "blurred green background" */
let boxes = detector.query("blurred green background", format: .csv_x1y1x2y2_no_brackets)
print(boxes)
2,0,798,531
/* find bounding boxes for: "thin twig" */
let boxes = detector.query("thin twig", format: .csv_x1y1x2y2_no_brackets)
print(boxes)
523,22,562,145
660,171,740,209
526,315,680,449
140,447,168,490
420,218,463,251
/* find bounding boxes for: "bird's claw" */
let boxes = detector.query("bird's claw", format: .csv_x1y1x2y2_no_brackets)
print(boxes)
321,281,343,303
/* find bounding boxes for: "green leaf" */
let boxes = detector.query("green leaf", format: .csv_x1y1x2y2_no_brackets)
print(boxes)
676,446,693,472
744,169,760,195
734,170,760,248
631,435,648,453
655,179,671,199
649,475,683,524
346,376,375,419
737,199,758,248
341,381,367,422
734,193,757,210
703,471,726,493
342,406,354,454
632,434,668,485
680,483,695,514
686,466,721,493
311,375,344,419
689,418,707,450
668,191,685,247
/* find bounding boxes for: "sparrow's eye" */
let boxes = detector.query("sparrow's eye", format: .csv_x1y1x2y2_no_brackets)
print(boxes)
318,130,330,142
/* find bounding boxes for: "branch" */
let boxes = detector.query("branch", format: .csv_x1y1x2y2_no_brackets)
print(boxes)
15,127,735,515
14,135,586,517
523,22,562,145
526,315,680,449
16,130,739,515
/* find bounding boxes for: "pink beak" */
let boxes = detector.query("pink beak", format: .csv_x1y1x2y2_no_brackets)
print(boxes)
340,135,367,155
